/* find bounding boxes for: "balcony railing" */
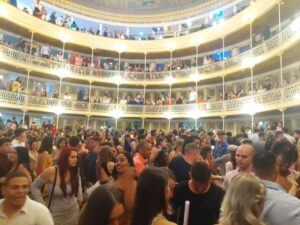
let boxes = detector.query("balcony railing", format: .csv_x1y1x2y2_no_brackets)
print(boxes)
1,19,299,83
1,81,299,117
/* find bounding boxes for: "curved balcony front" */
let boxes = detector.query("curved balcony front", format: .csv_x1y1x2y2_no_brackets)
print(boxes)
0,20,299,85
0,0,277,52
1,80,300,118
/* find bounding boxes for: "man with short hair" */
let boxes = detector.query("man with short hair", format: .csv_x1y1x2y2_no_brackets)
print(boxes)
85,136,101,185
252,131,266,152
253,151,300,225
169,143,200,183
173,161,224,225
11,128,26,148
213,131,228,159
223,144,254,190
133,140,152,176
0,171,54,225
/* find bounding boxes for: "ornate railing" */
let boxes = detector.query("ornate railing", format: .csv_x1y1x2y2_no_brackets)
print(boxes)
1,19,299,83
1,81,299,116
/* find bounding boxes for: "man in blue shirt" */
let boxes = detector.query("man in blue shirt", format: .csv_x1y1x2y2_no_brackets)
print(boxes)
213,131,228,173
252,151,300,225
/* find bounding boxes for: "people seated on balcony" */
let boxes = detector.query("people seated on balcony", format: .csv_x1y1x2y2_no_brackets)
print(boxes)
63,92,72,100
10,77,22,93
263,78,273,91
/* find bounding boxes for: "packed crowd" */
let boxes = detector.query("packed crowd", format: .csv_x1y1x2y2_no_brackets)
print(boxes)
0,116,300,225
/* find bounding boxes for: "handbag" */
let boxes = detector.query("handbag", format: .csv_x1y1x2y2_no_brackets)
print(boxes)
48,166,58,209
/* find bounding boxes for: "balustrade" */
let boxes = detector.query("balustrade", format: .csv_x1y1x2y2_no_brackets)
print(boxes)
0,20,299,82
0,81,299,116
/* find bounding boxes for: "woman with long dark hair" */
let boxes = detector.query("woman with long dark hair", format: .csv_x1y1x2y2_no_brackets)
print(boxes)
37,135,53,175
53,137,68,164
130,167,176,225
31,147,82,225
110,152,137,225
79,185,124,225
8,146,33,183
28,137,39,174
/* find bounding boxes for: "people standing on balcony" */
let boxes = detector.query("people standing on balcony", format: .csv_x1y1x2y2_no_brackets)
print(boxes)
41,43,51,59
263,78,273,91
63,92,72,100
11,77,21,93
188,87,198,104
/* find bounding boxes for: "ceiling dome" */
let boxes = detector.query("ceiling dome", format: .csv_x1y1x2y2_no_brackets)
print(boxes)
71,0,210,14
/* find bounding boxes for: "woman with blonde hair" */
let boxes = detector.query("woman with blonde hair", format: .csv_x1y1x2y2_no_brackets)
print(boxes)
219,173,266,225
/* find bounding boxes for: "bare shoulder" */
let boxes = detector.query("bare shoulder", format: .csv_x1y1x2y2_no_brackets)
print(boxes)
40,166,56,182
153,219,176,225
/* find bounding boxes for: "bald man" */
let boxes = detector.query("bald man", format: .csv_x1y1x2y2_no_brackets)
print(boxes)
223,144,254,190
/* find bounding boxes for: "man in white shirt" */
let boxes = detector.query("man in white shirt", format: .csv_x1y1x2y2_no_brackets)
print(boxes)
0,171,54,225
11,128,26,148
188,87,198,104
40,43,51,59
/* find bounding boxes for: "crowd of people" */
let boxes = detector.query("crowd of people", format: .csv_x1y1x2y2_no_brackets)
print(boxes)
6,74,290,106
10,0,248,41
0,116,300,225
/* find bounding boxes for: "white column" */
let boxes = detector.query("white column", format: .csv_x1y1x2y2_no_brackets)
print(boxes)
91,48,94,67
251,67,254,94
62,42,65,62
29,31,34,55
278,2,282,32
279,54,283,87
58,77,63,99
222,76,225,100
250,23,253,49
25,71,30,95
222,37,225,69
89,81,92,102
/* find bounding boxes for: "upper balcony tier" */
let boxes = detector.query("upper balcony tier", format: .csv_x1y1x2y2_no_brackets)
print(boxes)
42,0,247,24
27,0,251,40
1,19,300,85
0,0,278,52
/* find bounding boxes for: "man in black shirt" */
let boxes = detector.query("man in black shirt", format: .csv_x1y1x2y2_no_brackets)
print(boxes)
173,161,224,225
169,143,200,182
